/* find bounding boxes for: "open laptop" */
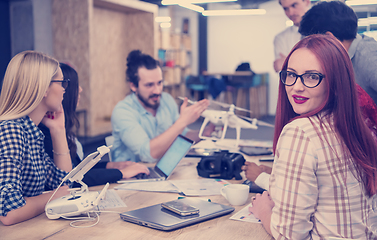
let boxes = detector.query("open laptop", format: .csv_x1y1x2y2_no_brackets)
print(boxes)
120,198,235,231
118,134,194,183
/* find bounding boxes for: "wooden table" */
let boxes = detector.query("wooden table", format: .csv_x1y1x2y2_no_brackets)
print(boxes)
0,156,273,240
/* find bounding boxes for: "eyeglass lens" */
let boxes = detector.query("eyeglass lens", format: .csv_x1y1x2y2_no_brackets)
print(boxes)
61,80,69,89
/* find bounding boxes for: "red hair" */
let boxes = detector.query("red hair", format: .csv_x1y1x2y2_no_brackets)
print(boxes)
273,34,377,196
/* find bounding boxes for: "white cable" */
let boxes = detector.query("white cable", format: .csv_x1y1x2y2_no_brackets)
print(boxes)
62,212,100,228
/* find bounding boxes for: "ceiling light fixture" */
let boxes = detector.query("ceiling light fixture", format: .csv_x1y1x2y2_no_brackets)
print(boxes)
358,17,377,26
178,3,204,12
155,16,172,22
346,0,377,6
161,0,236,5
160,22,172,28
202,9,266,16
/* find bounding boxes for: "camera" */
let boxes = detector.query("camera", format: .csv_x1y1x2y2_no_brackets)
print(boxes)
196,150,245,180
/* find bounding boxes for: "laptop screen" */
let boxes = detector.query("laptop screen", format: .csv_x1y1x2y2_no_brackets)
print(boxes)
156,135,193,177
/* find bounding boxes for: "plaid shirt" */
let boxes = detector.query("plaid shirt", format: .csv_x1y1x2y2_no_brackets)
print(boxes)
0,116,67,216
270,115,377,239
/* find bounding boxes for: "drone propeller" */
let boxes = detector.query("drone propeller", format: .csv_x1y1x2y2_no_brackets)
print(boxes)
238,115,275,128
177,97,252,113
210,99,252,113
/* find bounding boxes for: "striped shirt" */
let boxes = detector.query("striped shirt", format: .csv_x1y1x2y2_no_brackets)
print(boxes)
270,115,377,239
0,116,67,216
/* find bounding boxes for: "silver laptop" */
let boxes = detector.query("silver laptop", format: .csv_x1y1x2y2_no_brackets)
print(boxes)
118,134,194,183
120,198,235,231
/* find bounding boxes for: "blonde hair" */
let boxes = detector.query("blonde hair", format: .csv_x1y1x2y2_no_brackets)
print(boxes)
0,51,59,121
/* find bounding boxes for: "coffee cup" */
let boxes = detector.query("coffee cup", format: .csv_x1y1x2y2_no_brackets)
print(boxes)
220,184,249,206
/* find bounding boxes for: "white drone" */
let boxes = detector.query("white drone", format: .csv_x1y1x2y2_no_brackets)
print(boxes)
178,97,274,147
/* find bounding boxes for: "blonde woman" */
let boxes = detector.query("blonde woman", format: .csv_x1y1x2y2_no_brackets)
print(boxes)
0,51,72,226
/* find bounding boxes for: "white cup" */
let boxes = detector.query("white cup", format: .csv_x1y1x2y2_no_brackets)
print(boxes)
220,184,249,206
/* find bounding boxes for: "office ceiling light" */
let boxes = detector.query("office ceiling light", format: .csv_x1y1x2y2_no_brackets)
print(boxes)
160,22,171,28
155,16,171,22
358,17,377,26
162,0,236,5
202,9,266,16
346,0,377,6
179,3,204,12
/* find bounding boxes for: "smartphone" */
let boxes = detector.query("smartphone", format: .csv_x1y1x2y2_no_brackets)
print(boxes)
185,148,218,158
240,146,273,156
259,156,274,162
161,200,200,216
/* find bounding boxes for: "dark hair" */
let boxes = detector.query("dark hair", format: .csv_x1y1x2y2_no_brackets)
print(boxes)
60,63,80,161
299,1,357,41
274,34,377,196
126,50,160,88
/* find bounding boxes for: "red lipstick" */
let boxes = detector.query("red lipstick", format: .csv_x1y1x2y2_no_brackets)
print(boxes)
292,95,308,104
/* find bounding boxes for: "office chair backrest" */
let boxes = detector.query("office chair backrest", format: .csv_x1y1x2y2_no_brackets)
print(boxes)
105,135,114,161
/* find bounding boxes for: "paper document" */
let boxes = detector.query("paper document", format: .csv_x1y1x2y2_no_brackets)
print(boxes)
115,179,229,196
193,139,272,151
229,203,260,223
97,189,127,210
170,179,229,196
115,181,180,193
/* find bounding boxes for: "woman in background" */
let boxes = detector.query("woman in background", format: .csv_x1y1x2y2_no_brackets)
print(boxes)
0,51,72,225
40,63,149,187
249,35,377,239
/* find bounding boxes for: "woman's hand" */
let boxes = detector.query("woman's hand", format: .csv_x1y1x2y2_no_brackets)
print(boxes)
119,162,150,179
41,105,65,133
249,191,274,235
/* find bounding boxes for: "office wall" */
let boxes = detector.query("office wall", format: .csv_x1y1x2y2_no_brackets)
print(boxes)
207,1,288,115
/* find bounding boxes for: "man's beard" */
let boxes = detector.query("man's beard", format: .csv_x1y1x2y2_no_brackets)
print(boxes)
137,92,160,110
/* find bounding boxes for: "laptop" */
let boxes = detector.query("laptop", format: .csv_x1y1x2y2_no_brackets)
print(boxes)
118,134,194,183
120,198,235,231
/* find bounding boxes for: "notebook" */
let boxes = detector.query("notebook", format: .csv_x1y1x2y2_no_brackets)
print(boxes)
120,198,235,231
118,134,194,183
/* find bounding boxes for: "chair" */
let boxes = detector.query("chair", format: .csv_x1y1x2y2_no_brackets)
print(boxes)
185,75,208,101
105,135,114,162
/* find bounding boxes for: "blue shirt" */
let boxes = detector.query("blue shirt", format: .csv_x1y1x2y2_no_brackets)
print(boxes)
349,34,377,104
0,116,67,216
111,92,188,163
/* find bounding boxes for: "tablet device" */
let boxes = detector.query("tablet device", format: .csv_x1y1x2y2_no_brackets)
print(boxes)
120,198,235,231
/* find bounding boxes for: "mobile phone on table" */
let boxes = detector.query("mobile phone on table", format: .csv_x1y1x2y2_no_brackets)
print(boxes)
240,146,273,156
161,200,199,216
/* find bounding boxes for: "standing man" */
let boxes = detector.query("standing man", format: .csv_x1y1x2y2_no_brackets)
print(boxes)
299,0,377,104
273,0,311,72
111,50,213,163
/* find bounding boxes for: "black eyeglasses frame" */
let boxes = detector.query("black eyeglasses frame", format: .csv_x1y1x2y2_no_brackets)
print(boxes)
51,78,70,89
279,70,325,88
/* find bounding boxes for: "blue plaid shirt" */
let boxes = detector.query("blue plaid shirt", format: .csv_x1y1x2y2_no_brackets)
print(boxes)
0,116,67,216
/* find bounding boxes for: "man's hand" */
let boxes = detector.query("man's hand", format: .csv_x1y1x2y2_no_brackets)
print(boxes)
242,162,272,182
179,98,210,126
273,53,286,72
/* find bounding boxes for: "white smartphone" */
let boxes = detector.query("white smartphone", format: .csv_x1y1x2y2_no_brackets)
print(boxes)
161,200,200,216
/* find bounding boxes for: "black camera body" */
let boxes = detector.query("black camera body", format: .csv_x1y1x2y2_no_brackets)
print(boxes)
196,150,245,180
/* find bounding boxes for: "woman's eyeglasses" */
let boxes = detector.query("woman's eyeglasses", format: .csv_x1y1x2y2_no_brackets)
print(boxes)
51,78,70,89
279,70,324,88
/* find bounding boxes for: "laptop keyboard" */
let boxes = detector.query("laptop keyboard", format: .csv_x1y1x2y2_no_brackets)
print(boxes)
136,169,161,179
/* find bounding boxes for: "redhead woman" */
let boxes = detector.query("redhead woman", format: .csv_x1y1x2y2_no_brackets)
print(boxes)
0,51,72,225
250,35,377,239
